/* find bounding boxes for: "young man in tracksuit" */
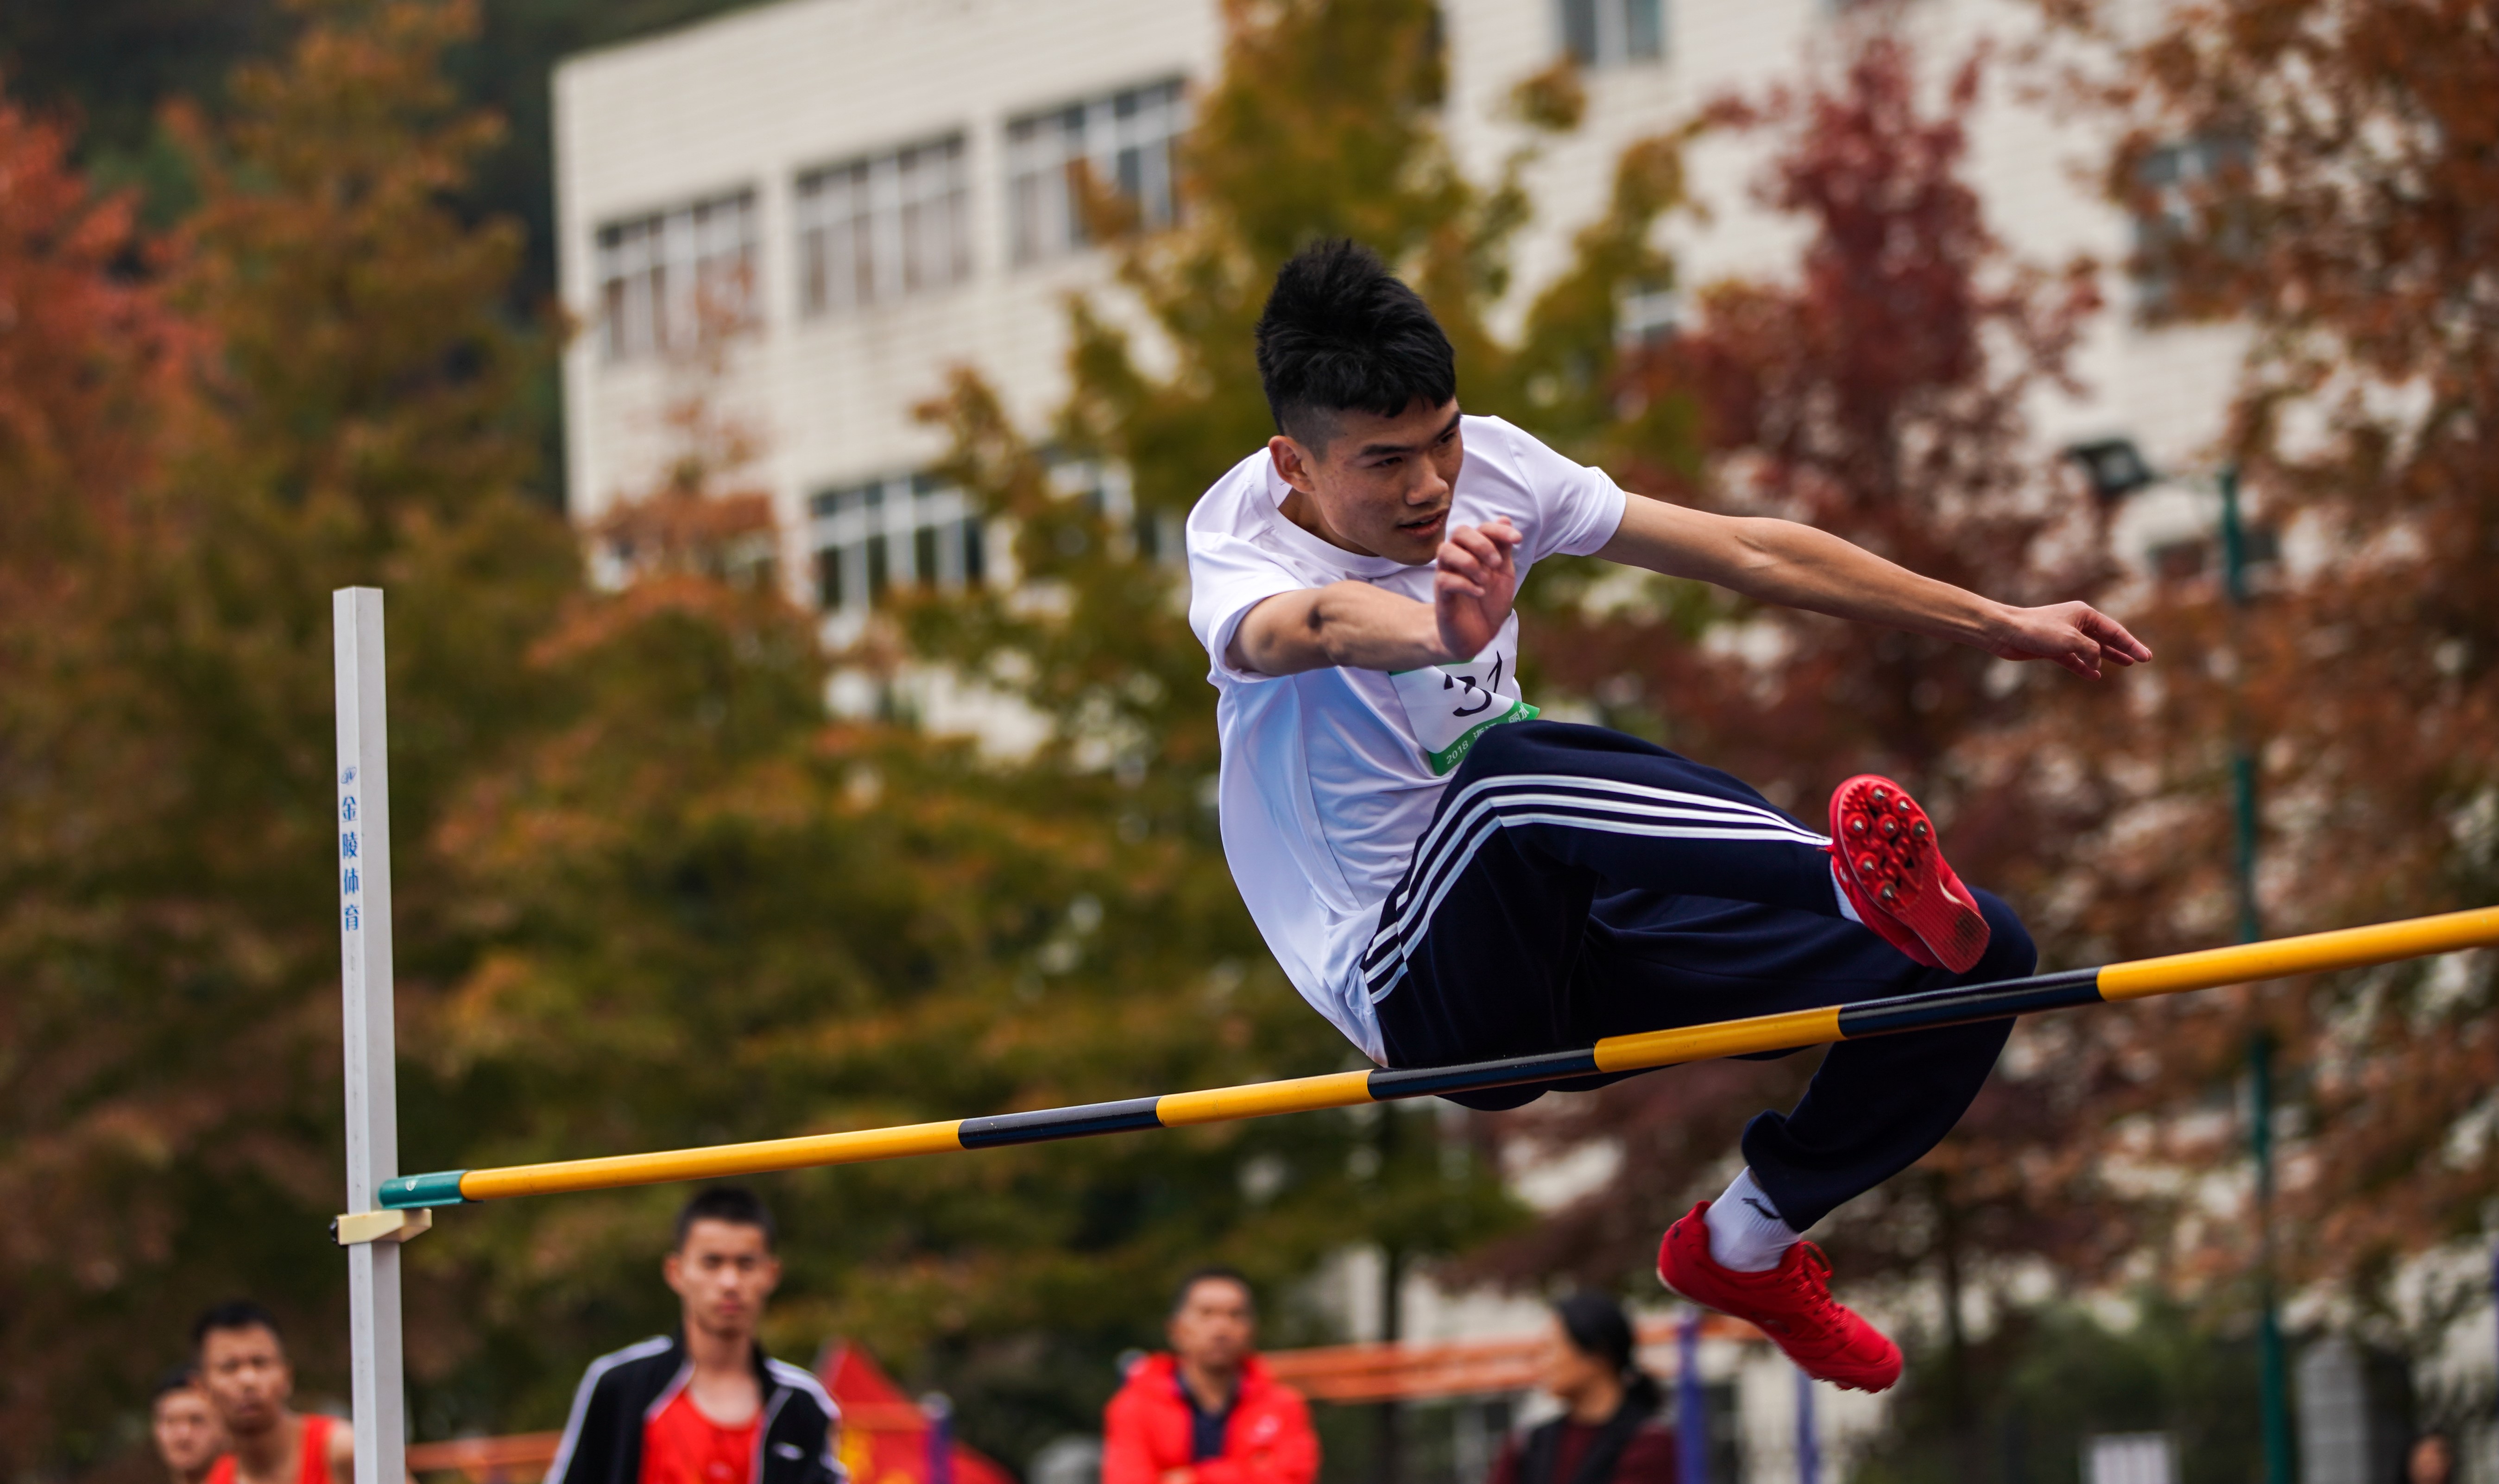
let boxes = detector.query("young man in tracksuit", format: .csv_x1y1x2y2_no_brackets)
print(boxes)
549,1188,842,1484
1185,240,2153,1391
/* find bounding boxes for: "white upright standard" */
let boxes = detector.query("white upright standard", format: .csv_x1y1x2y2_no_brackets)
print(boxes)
334,587,411,1484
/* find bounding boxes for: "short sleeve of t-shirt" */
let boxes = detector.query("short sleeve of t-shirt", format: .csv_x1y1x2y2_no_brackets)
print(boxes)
1186,530,1304,687
1479,417,1629,562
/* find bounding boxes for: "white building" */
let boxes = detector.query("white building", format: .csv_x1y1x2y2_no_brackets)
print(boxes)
551,0,2264,1475
553,0,2246,636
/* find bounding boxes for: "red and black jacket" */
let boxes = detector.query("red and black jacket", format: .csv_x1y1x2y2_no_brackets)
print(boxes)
548,1334,843,1484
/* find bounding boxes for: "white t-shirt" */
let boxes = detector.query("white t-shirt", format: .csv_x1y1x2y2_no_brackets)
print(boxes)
1185,415,1629,1060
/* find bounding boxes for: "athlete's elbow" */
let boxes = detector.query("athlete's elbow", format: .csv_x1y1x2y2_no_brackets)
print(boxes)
1734,516,1803,569
1304,589,1365,668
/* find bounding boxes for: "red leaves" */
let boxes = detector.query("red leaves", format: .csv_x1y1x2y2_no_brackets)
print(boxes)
0,95,186,613
1506,26,2127,1295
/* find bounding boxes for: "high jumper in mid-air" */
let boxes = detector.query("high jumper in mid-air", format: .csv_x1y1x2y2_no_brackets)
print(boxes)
1183,240,2152,1392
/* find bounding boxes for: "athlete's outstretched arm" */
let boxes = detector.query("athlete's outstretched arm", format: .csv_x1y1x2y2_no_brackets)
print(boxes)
1594,493,2152,679
1227,519,1521,676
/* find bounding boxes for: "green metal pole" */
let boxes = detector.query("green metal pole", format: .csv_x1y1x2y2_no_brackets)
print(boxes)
2221,466,2293,1484
2253,1032,2291,1484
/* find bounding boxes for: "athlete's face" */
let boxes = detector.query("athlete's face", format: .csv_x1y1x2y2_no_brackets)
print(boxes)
665,1219,780,1343
1269,398,1464,566
152,1385,228,1480
199,1325,291,1439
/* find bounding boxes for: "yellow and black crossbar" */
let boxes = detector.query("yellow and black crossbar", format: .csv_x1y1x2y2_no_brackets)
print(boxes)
377,906,2499,1210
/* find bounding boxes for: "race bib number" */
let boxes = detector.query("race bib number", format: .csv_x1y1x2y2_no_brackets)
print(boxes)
1391,646,1539,776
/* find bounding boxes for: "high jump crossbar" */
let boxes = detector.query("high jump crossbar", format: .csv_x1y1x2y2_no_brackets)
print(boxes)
330,587,2497,1470
325,583,2499,1224
369,903,2499,1211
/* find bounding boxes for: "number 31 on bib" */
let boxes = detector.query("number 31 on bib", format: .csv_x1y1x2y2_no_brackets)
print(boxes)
1390,647,1540,776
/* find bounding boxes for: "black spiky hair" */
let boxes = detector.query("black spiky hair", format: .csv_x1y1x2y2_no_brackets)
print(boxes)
1254,240,1457,453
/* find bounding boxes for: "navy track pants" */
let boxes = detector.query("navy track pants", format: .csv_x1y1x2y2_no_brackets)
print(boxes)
1369,720,2034,1231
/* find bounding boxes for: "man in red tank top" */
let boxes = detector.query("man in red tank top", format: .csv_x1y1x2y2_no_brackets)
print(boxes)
194,1302,357,1484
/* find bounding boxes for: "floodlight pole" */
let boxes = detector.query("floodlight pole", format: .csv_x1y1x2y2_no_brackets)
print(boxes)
1676,1311,1707,1484
1793,1368,1818,1484
335,588,410,1484
2218,469,2293,1484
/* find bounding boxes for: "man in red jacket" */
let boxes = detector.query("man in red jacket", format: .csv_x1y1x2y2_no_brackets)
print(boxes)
1104,1269,1319,1484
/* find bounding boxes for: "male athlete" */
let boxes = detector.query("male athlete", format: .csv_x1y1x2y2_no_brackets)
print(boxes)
549,1187,840,1484
1185,240,2151,1392
193,1302,358,1484
151,1367,227,1484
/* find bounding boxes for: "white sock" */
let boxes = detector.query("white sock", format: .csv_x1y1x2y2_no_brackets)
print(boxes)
1705,1168,1802,1272
1830,860,1863,924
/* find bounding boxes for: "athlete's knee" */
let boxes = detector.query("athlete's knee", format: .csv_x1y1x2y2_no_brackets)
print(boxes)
1967,888,2037,980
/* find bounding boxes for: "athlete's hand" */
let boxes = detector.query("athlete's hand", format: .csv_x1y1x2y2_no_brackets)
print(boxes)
1987,600,2154,679
1435,518,1521,662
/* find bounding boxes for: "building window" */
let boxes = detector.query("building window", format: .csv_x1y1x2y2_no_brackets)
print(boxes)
1561,0,1664,68
1006,79,1188,264
809,473,984,613
2130,133,2251,313
795,135,973,316
1616,282,1680,347
595,189,760,361
1053,459,1183,567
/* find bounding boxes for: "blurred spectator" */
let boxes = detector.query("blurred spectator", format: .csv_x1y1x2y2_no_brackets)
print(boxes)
2406,1432,2454,1484
1103,1268,1317,1484
1486,1294,1675,1484
194,1301,358,1484
151,1366,227,1484
548,1187,839,1484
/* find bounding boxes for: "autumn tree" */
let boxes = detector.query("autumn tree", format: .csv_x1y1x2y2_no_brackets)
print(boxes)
1448,28,2191,1461
2038,0,2499,1397
0,83,192,1477
0,0,574,1470
0,95,182,618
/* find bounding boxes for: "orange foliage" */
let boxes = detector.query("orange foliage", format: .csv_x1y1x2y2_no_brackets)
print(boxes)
2057,0,2499,1307
1471,32,2158,1339
0,94,186,613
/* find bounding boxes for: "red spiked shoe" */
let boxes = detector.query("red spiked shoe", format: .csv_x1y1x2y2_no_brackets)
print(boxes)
1656,1201,1902,1393
1827,774,1989,973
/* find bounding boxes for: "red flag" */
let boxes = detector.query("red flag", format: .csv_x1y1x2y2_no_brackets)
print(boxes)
815,1342,1015,1484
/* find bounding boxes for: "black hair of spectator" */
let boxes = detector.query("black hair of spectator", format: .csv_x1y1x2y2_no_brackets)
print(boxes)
1169,1264,1258,1318
674,1185,777,1252
1553,1290,1636,1374
192,1300,284,1355
1254,239,1457,455
1554,1291,1664,1416
151,1366,203,1404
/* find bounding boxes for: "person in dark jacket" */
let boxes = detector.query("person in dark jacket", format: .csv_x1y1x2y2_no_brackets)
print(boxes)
548,1187,841,1484
1486,1294,1675,1484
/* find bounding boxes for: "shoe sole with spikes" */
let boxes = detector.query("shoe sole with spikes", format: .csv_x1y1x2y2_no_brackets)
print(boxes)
1828,774,1989,973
